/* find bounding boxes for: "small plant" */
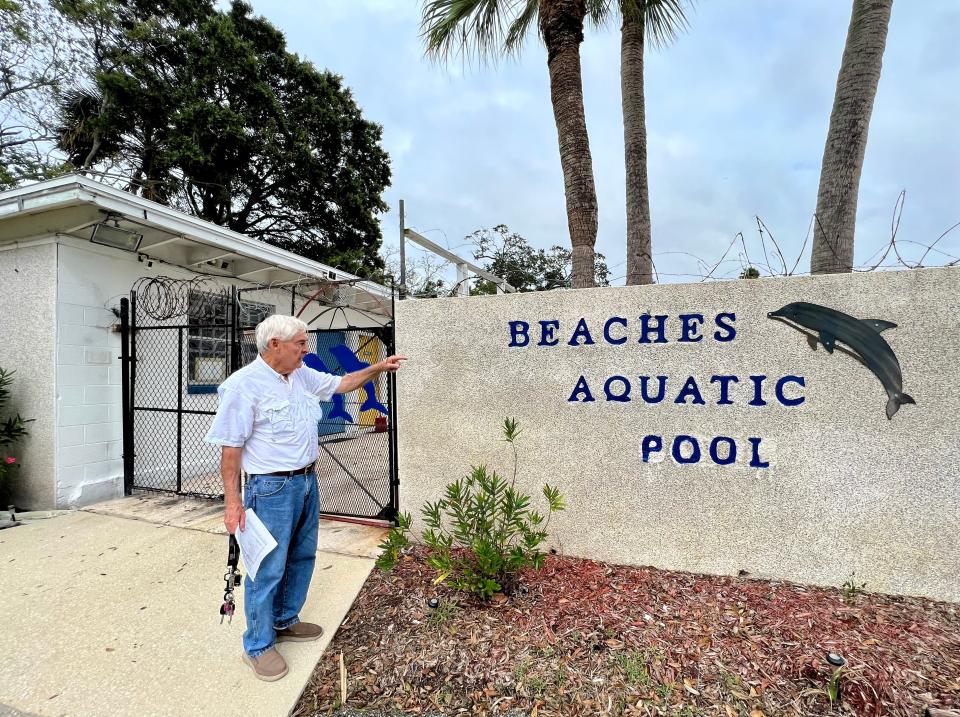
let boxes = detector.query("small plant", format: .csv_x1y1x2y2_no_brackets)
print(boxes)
433,686,453,706
827,669,842,704
526,675,546,694
841,571,867,604
799,652,847,709
425,597,459,629
0,368,33,502
377,418,566,600
615,650,651,686
512,657,534,684
825,652,846,706
718,669,742,693
655,681,676,700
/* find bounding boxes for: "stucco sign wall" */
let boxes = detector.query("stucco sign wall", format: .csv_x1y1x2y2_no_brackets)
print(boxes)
396,268,960,602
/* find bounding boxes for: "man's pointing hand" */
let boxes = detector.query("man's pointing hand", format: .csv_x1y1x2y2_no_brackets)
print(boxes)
379,355,407,372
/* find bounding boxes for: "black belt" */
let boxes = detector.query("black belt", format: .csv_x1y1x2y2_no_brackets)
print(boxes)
263,463,315,477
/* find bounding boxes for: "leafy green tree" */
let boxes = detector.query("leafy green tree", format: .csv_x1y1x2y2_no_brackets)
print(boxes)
593,0,690,285
811,0,893,274
467,224,610,293
422,0,603,289
56,0,391,275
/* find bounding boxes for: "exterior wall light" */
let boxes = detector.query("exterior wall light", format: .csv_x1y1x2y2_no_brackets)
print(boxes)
90,217,143,252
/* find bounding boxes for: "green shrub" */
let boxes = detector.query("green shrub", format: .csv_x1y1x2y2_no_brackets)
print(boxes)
0,368,33,500
377,417,565,600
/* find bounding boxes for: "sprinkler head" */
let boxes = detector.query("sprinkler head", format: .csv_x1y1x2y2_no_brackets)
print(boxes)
826,652,846,667
426,597,439,609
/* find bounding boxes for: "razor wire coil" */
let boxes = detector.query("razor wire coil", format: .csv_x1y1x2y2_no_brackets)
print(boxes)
131,276,229,321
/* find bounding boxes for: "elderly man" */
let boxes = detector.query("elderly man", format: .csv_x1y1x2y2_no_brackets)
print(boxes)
205,314,405,681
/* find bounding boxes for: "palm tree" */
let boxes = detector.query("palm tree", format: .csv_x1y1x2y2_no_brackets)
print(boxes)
811,0,894,275
421,0,602,288
596,0,689,285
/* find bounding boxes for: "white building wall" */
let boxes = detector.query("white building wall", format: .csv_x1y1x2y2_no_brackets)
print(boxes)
55,240,176,505
0,241,57,509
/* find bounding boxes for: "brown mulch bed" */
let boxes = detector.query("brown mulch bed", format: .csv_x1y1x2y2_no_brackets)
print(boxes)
296,547,960,716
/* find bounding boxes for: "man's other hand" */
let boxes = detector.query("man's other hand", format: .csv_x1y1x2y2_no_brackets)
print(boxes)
224,500,246,534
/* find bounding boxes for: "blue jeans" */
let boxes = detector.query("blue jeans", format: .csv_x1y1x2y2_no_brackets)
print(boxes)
242,471,319,657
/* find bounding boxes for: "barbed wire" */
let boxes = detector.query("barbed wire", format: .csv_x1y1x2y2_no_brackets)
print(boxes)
660,191,960,284
131,275,228,321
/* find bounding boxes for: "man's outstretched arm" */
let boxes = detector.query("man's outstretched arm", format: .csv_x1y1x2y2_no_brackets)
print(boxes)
334,355,407,395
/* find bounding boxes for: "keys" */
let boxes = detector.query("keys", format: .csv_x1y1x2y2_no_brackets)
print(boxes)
220,595,236,624
219,534,242,625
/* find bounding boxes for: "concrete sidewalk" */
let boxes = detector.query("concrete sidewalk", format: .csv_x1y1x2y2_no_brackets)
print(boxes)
0,496,386,717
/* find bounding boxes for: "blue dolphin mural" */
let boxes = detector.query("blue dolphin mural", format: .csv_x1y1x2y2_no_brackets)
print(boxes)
302,353,353,423
769,302,916,420
328,344,390,416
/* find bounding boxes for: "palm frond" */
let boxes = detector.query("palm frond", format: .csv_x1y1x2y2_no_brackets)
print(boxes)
55,87,113,166
421,0,521,64
585,0,614,28
504,0,539,56
642,0,692,51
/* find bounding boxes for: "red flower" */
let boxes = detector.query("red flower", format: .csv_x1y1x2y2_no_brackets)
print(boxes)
4,457,15,465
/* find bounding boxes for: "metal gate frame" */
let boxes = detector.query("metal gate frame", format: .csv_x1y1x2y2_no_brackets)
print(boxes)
120,285,399,522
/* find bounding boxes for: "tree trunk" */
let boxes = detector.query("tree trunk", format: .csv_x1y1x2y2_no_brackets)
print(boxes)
621,8,653,285
811,0,893,275
541,0,598,289
80,92,112,171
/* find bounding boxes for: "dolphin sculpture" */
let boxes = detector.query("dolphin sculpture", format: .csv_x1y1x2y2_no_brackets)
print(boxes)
768,302,915,420
328,344,390,416
302,353,354,423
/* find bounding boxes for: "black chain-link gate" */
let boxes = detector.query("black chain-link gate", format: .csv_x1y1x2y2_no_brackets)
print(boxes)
120,281,398,521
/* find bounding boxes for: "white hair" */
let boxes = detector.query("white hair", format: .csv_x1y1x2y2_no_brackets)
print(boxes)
255,314,308,353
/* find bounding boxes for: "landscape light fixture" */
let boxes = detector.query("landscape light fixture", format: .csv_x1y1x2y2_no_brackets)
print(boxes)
90,215,143,253
826,653,846,667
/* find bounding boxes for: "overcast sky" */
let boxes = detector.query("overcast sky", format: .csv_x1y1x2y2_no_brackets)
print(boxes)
245,0,959,285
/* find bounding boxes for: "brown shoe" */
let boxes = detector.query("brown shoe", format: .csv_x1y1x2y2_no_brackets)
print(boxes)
275,622,324,642
242,647,288,681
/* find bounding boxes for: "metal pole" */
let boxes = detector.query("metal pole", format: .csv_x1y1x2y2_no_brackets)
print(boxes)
229,285,240,374
456,263,469,297
176,327,183,494
387,279,399,522
398,199,406,298
129,293,138,488
119,298,134,495
130,292,138,394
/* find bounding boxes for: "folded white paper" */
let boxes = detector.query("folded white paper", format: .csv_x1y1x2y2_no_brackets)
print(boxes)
235,508,278,581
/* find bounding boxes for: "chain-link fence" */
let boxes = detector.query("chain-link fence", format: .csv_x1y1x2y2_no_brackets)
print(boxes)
122,279,397,519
